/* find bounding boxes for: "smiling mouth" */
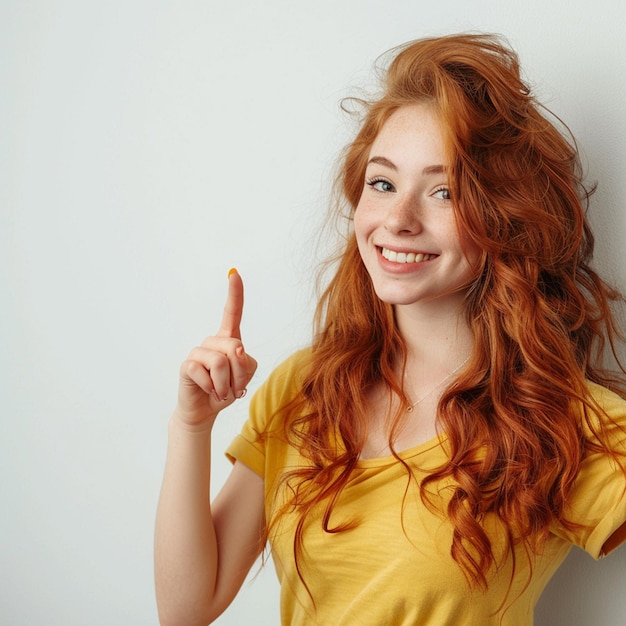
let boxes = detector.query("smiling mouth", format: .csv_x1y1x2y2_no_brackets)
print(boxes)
380,247,437,264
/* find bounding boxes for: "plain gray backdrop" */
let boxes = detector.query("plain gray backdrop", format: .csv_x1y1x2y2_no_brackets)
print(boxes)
2,1,625,624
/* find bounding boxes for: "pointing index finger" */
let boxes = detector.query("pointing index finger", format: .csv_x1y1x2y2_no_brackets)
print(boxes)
217,268,244,339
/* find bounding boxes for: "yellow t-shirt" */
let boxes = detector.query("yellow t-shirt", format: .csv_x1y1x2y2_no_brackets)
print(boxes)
226,349,626,625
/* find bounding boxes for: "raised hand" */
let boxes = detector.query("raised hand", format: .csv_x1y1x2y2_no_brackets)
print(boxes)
175,269,257,429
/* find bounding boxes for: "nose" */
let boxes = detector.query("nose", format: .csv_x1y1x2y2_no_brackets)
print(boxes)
384,194,422,235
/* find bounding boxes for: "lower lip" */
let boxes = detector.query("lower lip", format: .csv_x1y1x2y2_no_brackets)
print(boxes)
376,248,437,273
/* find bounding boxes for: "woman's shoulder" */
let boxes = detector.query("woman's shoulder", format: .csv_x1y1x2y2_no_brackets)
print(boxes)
274,346,313,373
582,379,626,440
584,380,626,412
586,380,626,402
248,347,313,420
263,347,313,388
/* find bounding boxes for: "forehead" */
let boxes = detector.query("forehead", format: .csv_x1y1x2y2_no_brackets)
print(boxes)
368,104,447,165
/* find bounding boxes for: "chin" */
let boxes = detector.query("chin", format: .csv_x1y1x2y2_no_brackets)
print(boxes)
372,288,423,306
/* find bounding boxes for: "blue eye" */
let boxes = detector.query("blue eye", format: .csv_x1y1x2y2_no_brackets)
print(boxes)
367,178,395,192
433,186,451,200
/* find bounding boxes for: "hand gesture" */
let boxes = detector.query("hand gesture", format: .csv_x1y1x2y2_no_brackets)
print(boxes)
175,269,257,429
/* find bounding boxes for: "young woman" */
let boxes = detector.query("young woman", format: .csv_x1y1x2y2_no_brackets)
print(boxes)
155,33,626,625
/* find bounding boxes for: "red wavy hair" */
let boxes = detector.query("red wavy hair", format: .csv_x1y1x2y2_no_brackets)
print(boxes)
269,33,626,593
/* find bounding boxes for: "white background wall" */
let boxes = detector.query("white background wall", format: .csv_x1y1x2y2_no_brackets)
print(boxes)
2,1,625,624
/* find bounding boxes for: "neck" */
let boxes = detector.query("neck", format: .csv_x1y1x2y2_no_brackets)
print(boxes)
394,298,474,372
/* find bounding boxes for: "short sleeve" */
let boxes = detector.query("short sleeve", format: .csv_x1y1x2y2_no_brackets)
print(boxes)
225,348,310,479
552,382,626,558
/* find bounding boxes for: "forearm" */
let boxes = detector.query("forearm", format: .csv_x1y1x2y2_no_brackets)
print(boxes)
155,415,219,625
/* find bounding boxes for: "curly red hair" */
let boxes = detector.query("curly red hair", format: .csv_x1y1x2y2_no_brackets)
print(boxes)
269,33,626,592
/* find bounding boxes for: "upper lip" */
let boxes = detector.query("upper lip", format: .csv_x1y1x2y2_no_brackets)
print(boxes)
377,244,437,255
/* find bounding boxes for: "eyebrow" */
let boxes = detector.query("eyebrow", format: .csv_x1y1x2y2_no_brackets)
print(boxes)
367,156,398,170
366,156,447,176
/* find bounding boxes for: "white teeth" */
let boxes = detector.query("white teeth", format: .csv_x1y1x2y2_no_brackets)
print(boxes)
381,247,434,264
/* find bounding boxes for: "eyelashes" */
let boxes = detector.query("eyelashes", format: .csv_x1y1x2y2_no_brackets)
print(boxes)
433,186,451,201
366,177,395,193
365,178,452,201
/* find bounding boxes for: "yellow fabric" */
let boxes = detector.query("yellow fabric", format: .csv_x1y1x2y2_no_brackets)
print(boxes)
226,350,626,625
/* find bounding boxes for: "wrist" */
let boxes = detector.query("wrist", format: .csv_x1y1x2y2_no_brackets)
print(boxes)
169,410,217,435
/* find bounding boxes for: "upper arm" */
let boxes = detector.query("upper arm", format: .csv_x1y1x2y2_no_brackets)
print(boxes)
208,460,266,620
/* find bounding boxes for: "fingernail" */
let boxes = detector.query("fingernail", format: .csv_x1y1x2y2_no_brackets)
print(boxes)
236,389,247,399
228,267,238,278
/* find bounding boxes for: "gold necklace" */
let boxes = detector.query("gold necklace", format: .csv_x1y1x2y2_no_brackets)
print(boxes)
405,357,470,413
